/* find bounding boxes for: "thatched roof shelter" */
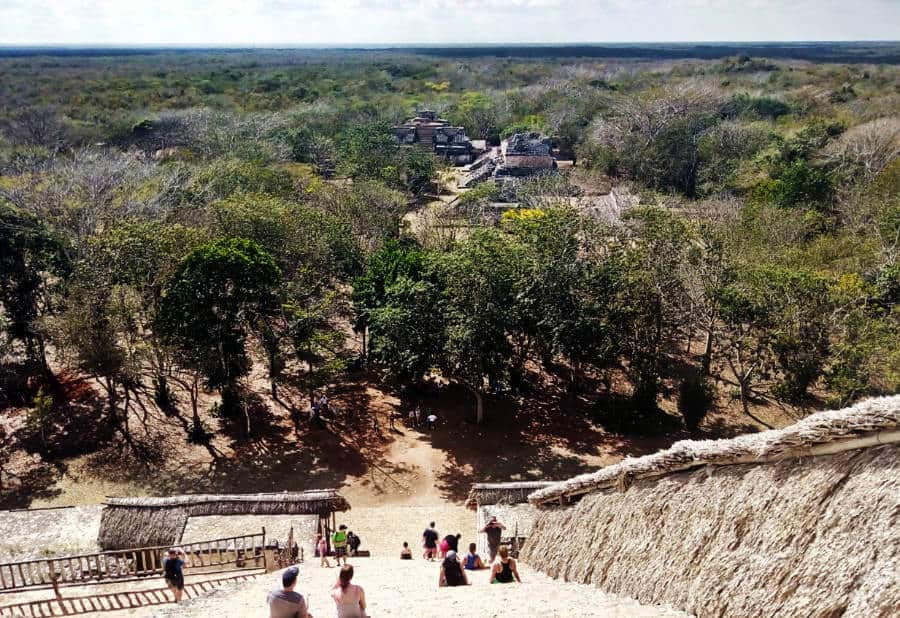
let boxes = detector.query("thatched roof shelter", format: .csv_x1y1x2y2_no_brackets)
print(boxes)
99,490,349,551
530,395,900,505
522,395,900,616
465,482,555,509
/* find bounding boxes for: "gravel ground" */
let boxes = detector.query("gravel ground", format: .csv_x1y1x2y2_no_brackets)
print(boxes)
0,505,103,561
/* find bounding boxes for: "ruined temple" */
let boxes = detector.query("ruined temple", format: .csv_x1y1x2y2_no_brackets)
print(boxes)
458,131,557,188
393,110,484,165
496,132,556,177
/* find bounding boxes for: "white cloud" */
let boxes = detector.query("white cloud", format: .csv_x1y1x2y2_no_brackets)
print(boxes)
0,0,897,44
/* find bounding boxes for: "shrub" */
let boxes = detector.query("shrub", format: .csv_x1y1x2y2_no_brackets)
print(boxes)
26,388,55,446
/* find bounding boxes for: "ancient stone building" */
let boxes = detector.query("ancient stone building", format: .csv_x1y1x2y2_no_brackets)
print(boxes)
496,132,556,177
458,132,557,188
393,110,484,165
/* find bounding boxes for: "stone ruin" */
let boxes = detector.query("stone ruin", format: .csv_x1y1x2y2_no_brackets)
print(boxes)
496,132,556,177
393,109,485,165
459,132,557,189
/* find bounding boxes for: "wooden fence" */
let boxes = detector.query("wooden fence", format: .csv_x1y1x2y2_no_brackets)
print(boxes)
0,572,262,617
0,530,266,594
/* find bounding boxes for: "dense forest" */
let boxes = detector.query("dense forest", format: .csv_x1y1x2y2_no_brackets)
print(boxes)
0,49,897,498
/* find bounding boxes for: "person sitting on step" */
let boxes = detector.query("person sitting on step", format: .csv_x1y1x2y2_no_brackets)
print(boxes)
267,565,312,618
490,546,522,584
331,564,367,618
438,550,468,587
400,541,413,559
463,543,486,570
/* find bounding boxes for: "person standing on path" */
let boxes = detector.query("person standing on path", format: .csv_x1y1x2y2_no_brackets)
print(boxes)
332,525,349,566
481,516,507,562
422,521,439,561
267,565,312,618
163,547,188,603
317,533,331,568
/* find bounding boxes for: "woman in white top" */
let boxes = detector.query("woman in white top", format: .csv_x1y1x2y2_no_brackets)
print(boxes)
331,564,367,617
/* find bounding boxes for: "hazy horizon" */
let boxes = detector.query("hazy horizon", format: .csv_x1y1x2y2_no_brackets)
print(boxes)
1,1,898,46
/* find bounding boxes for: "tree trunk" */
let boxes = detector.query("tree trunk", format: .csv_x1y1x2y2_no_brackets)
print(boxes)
361,327,367,362
466,385,484,424
190,375,201,431
701,328,714,376
738,371,774,429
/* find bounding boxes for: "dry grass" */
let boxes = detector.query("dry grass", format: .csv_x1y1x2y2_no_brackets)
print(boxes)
523,396,900,617
99,491,349,551
530,395,900,505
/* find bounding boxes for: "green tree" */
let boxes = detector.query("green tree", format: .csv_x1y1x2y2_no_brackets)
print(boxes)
0,202,69,375
439,230,521,423
337,122,398,181
156,238,281,432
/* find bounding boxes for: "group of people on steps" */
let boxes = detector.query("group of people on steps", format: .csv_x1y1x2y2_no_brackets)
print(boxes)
263,517,520,617
421,519,521,588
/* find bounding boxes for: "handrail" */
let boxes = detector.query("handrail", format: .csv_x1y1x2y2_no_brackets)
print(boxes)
0,529,266,593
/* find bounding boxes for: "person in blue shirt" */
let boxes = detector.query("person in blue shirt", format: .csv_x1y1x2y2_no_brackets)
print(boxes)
163,547,187,603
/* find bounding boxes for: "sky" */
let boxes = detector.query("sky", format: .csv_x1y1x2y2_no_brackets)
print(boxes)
0,0,897,46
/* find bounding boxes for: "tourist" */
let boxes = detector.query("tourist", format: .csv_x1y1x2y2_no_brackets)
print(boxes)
331,564,366,617
439,536,449,558
438,550,468,587
400,542,413,559
480,516,507,562
319,393,329,416
490,546,521,584
408,408,416,427
463,543,486,570
332,524,349,566
163,547,187,603
347,531,361,556
426,413,437,430
422,521,439,561
446,533,461,553
267,565,311,618
414,405,422,427
317,533,331,568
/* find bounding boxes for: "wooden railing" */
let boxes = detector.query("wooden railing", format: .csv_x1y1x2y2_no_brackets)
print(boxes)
0,572,263,617
0,530,266,593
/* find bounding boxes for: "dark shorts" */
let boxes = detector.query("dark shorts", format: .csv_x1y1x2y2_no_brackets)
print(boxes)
334,546,347,557
165,575,184,590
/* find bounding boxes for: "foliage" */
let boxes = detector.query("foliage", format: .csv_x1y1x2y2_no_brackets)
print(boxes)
156,238,281,414
0,202,69,371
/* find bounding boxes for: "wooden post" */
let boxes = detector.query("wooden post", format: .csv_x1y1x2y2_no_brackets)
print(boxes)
51,575,62,602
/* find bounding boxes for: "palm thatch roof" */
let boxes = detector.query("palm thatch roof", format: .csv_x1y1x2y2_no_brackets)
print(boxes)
465,482,555,509
530,394,900,505
522,396,900,616
99,491,349,551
